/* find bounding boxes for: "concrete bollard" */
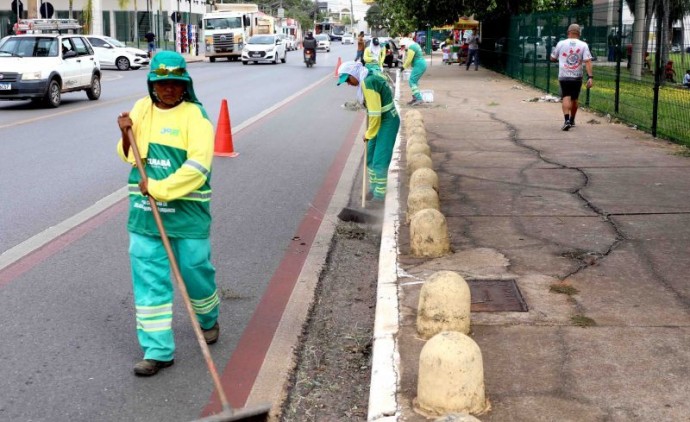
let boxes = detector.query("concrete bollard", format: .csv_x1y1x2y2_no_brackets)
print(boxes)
407,153,433,177
405,109,424,127
410,167,439,193
406,123,426,138
407,142,431,160
406,131,427,147
410,208,451,257
417,271,471,338
415,331,490,417
407,186,440,223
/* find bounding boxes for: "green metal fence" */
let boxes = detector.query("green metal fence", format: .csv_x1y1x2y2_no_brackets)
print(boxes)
481,2,690,145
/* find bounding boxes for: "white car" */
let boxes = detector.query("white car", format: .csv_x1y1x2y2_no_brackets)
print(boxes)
242,34,287,65
315,34,331,52
287,35,298,51
85,35,149,70
341,32,354,45
0,33,101,107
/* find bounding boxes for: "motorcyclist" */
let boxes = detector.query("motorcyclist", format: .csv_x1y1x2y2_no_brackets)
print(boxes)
303,31,317,64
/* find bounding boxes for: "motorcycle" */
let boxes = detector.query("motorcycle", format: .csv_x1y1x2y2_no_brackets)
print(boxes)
304,49,315,68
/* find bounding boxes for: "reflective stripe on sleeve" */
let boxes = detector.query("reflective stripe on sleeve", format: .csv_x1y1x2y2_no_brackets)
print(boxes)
183,159,210,178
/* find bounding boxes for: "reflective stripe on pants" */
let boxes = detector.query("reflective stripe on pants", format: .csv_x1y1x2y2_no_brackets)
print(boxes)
367,109,400,200
409,60,427,100
129,232,218,361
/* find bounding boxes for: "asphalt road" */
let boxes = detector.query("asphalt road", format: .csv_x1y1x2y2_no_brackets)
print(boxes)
0,43,364,421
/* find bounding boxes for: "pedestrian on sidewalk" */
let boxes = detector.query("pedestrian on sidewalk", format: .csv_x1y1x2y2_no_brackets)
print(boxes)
144,31,156,58
337,61,400,201
549,23,593,131
355,31,365,62
465,31,480,71
401,37,428,106
116,51,220,377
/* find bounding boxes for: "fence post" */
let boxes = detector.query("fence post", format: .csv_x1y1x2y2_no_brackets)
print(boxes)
614,0,623,113
651,3,663,137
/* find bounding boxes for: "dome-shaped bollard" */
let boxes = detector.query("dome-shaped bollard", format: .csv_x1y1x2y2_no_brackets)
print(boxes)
417,271,471,339
406,124,426,139
415,331,490,417
407,142,431,161
410,208,450,257
407,153,433,177
407,186,440,223
406,131,428,147
410,167,439,193
405,109,424,126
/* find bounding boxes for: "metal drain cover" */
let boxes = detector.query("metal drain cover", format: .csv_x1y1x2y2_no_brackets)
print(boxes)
468,279,528,312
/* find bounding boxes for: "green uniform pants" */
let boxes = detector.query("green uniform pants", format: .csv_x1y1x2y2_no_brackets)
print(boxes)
409,60,428,101
367,109,401,200
129,232,219,361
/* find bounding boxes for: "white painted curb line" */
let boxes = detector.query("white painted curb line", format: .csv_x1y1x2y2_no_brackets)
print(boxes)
368,69,403,421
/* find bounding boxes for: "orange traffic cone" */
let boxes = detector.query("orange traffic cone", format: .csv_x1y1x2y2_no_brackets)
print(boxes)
214,99,239,157
334,56,342,78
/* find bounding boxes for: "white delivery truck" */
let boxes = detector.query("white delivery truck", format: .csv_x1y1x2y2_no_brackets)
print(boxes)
202,3,275,62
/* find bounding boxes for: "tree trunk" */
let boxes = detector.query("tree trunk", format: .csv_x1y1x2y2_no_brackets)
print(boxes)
631,0,646,80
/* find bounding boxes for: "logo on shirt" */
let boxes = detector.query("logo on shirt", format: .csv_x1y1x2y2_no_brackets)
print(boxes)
562,48,582,70
147,158,171,168
160,127,181,136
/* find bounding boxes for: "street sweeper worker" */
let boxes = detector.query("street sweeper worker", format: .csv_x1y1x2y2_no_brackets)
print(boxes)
363,37,385,72
116,51,220,377
401,36,428,106
337,61,400,202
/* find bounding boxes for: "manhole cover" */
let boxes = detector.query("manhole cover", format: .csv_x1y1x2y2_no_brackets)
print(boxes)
468,279,528,312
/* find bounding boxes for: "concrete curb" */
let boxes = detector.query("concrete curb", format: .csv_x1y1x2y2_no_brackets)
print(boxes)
367,68,404,421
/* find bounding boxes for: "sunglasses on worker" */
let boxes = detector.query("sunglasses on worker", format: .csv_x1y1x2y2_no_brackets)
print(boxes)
152,67,186,76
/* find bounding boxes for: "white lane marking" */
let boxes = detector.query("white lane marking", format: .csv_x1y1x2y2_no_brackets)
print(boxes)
0,73,333,272
0,187,128,271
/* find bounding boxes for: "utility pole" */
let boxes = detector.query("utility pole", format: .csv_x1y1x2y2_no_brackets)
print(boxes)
349,0,354,33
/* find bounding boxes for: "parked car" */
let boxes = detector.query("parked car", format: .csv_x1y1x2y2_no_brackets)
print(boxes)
341,32,354,45
315,34,331,52
241,34,287,65
519,36,548,62
286,35,298,51
85,35,149,70
671,44,681,53
0,33,101,107
384,39,402,68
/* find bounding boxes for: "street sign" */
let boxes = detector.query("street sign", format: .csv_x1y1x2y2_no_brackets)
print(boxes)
39,2,54,18
11,0,24,16
277,7,284,18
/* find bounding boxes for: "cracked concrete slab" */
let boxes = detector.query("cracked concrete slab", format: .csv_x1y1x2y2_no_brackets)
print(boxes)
392,56,690,421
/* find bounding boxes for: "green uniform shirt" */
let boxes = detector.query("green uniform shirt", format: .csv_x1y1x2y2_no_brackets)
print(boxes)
403,42,425,69
362,73,395,139
117,97,214,238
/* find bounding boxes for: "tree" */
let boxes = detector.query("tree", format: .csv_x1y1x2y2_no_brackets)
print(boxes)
82,0,93,33
365,4,384,30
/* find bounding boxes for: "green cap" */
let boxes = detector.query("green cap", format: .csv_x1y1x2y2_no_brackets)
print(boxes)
337,73,350,86
146,51,205,117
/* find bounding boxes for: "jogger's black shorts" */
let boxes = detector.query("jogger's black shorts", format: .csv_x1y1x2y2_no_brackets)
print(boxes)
559,79,583,100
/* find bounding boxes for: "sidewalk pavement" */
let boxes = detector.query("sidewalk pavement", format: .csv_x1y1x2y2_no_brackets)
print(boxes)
371,54,690,421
